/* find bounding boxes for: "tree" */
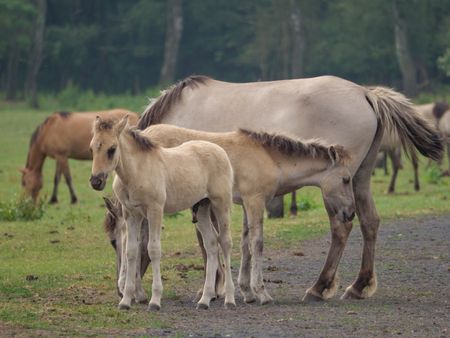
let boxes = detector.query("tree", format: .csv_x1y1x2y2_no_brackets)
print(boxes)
159,0,183,85
25,0,46,108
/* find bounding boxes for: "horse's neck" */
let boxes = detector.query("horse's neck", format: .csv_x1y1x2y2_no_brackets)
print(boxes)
26,141,46,173
275,153,330,188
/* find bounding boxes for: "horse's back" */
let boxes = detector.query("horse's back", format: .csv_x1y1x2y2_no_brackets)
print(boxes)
161,76,377,173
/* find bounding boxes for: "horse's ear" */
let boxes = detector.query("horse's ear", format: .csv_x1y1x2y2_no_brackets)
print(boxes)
116,115,129,135
18,168,28,174
328,146,339,165
103,197,118,218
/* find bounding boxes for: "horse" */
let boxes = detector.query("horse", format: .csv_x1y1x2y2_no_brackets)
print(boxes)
20,109,138,203
376,102,450,193
137,75,442,303
103,124,356,304
89,116,236,311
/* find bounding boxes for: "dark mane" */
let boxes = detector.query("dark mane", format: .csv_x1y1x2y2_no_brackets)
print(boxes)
103,197,122,236
137,75,210,130
25,116,52,167
239,129,350,164
58,111,72,118
127,128,157,151
432,102,449,120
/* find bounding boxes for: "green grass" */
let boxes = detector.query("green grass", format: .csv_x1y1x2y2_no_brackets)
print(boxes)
0,102,449,334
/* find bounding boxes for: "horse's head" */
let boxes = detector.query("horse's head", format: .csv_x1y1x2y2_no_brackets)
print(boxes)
320,146,355,223
19,168,42,201
89,115,128,191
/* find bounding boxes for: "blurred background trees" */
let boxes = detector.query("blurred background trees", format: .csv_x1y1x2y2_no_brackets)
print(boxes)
1,0,450,105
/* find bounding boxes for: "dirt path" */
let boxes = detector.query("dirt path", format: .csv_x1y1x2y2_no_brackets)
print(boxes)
146,215,450,337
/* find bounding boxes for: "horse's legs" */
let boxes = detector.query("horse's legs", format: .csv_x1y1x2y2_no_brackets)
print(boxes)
387,148,401,193
303,214,352,302
146,206,164,311
133,220,148,304
195,203,222,309
49,161,62,204
412,155,420,191
237,208,256,303
342,156,381,300
290,190,298,216
118,224,127,294
244,197,273,305
59,157,77,203
210,201,236,308
118,210,143,310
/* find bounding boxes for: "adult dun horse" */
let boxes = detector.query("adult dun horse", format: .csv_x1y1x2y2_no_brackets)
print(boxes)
103,124,356,305
90,116,235,311
137,75,442,303
21,109,138,203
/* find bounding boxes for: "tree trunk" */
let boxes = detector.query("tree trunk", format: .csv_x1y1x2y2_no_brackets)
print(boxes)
266,195,284,218
6,42,20,100
159,0,183,86
25,0,47,108
289,0,305,78
393,0,417,97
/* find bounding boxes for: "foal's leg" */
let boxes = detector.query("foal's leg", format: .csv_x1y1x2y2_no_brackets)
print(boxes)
342,159,380,300
195,204,221,309
59,157,78,203
49,161,62,204
243,197,273,305
146,206,164,311
118,210,143,310
303,214,352,302
237,208,256,303
387,149,401,193
210,202,236,308
134,220,148,304
118,225,127,295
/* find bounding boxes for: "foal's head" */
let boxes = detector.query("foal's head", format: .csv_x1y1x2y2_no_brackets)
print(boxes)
320,146,356,223
89,116,128,190
20,168,42,202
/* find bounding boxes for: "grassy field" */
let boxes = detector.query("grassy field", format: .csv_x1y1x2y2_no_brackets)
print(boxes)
0,101,449,335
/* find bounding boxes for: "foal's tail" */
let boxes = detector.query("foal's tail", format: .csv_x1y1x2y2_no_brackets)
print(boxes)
365,87,443,161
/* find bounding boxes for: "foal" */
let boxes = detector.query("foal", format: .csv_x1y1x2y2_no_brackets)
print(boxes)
90,116,235,311
104,124,355,305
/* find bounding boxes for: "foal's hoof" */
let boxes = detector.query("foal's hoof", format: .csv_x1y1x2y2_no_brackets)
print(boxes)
196,303,209,310
147,303,161,311
118,303,131,310
224,301,236,310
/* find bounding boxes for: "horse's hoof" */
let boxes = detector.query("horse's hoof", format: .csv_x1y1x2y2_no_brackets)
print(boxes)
118,303,130,310
224,301,236,310
302,291,324,303
341,286,362,300
49,197,58,204
147,303,161,311
196,303,209,310
71,198,78,204
259,294,273,305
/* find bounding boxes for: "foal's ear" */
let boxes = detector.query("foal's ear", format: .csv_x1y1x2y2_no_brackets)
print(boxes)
103,197,118,218
115,115,129,135
93,115,102,131
328,146,339,165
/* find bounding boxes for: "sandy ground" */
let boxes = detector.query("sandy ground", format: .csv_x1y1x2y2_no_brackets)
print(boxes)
2,215,449,337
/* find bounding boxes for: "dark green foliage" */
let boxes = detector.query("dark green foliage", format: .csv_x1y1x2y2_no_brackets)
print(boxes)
0,196,45,221
1,0,450,98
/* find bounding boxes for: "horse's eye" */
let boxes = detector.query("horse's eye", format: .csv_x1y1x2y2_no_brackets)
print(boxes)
107,146,116,159
343,176,351,184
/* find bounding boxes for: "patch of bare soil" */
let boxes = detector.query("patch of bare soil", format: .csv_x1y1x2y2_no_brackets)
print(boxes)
144,215,450,337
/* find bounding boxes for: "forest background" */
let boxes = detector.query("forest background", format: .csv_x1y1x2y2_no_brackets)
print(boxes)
2,0,450,110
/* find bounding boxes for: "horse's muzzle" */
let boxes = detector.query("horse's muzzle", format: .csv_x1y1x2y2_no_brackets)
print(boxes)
90,173,108,191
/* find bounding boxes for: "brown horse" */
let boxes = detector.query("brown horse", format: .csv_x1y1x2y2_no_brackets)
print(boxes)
20,109,138,203
103,124,356,305
137,75,442,303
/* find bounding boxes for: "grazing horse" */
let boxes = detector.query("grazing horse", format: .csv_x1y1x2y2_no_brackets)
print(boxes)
89,116,235,311
20,109,138,203
137,75,442,303
103,124,356,304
